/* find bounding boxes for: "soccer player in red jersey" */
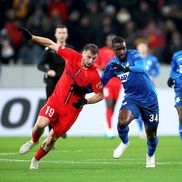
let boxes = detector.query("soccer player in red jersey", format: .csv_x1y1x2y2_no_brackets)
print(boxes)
95,34,122,138
18,28,104,169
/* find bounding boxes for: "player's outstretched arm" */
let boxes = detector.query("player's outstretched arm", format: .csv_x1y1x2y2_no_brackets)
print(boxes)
87,92,104,104
32,36,59,52
18,27,59,52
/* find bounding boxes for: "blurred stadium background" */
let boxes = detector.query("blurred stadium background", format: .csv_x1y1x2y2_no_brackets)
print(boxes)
1,1,182,182
0,0,182,137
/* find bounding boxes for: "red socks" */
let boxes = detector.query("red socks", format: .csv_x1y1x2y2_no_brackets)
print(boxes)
32,132,40,143
34,147,48,161
106,108,114,129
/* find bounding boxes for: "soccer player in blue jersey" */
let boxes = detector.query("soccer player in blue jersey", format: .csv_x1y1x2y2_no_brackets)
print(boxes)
136,41,160,138
102,37,159,168
167,50,182,141
137,41,160,85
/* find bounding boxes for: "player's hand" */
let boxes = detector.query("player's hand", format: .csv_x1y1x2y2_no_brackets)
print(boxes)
70,83,86,96
112,63,130,72
18,27,32,40
72,98,88,109
47,70,56,77
167,77,175,88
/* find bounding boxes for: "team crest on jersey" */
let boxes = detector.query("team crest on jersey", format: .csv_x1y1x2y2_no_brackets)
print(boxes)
134,53,140,58
176,97,180,103
117,72,129,82
96,82,103,89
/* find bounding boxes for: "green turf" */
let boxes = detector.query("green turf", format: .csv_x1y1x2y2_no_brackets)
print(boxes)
0,136,181,182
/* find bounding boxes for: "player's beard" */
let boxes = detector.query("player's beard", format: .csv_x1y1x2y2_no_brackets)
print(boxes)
81,60,89,69
118,54,126,61
118,50,127,61
85,62,91,68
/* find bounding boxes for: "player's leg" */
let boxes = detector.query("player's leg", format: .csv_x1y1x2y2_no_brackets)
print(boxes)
113,101,140,158
46,82,54,132
103,79,121,139
30,129,59,169
137,114,145,138
174,93,182,140
105,98,116,138
19,116,50,154
113,109,134,158
145,125,158,168
142,106,159,168
176,106,182,140
46,82,67,139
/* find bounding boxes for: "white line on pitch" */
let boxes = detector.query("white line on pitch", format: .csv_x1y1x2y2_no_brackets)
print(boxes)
0,152,18,156
0,158,181,165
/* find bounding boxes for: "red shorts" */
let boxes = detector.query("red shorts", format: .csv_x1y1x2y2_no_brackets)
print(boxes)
103,77,122,101
39,96,82,137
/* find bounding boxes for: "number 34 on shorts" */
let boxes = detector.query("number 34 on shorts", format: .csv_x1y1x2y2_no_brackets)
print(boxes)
149,113,159,123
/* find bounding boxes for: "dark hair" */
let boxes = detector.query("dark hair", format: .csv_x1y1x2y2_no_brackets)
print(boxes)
112,36,126,46
56,24,67,29
83,44,99,55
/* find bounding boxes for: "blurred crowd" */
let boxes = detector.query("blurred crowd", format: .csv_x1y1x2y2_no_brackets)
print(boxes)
0,0,182,65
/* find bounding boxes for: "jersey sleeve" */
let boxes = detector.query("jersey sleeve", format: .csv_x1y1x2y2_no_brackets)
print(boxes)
57,46,79,62
101,63,115,86
129,51,146,72
90,72,103,93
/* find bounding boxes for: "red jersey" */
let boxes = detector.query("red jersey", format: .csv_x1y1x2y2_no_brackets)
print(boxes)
95,46,115,70
52,46,103,108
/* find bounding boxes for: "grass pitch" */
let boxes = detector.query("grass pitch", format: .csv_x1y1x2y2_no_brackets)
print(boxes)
0,136,181,182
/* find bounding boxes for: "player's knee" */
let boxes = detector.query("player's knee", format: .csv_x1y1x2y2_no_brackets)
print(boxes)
147,133,157,141
46,136,57,147
33,127,44,136
179,117,182,123
147,136,158,148
34,121,45,131
118,118,129,128
118,121,128,129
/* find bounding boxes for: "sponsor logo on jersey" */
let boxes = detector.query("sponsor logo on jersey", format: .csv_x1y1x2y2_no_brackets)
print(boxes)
117,72,129,82
96,82,103,89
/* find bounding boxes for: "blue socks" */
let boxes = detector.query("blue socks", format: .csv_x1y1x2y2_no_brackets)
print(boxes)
117,125,129,144
179,123,182,140
147,137,158,156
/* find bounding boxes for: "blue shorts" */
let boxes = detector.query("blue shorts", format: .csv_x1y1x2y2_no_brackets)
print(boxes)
175,91,182,107
120,98,159,128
